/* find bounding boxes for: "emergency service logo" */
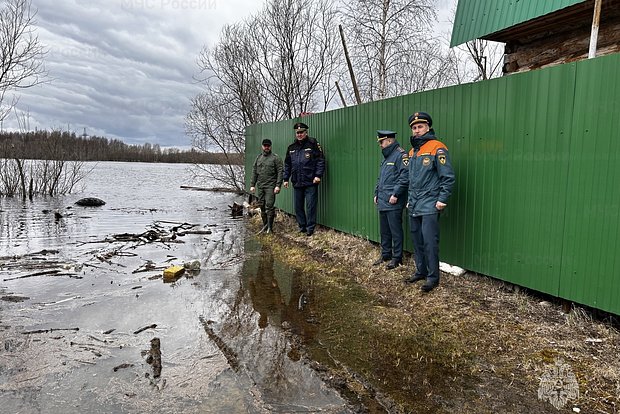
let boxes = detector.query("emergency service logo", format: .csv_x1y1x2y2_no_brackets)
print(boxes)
537,358,579,409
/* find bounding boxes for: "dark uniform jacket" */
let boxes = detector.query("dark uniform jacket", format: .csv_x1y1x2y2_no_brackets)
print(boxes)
374,140,409,211
283,136,325,188
251,151,283,189
407,130,455,217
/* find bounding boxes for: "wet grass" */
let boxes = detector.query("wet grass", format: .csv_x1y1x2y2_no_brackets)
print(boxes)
261,221,482,413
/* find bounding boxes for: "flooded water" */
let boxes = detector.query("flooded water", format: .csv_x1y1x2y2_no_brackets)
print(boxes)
0,162,351,413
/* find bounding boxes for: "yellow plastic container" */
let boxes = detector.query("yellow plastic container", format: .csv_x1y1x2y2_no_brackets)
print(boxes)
163,265,185,280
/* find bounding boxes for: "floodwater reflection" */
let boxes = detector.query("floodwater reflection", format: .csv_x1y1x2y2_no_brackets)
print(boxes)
246,243,284,329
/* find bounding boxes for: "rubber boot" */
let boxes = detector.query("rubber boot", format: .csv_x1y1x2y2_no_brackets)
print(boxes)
266,216,274,234
260,212,268,232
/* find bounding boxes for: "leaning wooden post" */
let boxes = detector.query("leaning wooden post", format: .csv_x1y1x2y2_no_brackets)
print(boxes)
335,81,347,107
338,24,362,105
588,0,603,59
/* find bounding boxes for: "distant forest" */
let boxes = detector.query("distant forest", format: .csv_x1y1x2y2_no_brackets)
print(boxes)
0,130,243,165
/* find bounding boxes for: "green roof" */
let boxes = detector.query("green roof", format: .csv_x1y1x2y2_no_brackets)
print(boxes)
450,0,587,47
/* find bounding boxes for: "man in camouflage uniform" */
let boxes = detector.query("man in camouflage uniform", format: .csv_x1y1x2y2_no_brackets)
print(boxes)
250,138,283,233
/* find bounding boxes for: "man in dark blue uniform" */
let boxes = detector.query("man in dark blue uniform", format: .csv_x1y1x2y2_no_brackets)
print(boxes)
373,130,409,269
404,112,455,292
283,122,325,236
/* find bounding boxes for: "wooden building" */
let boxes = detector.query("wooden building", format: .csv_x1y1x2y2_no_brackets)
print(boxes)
451,0,620,74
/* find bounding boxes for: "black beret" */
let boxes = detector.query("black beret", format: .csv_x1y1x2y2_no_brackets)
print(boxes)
408,112,432,128
262,138,272,146
293,122,308,131
377,130,396,141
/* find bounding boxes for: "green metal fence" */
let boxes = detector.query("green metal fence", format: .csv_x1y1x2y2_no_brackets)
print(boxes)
245,53,620,315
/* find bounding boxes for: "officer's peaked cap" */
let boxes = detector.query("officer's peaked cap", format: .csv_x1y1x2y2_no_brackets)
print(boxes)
377,130,396,141
293,122,309,131
408,112,432,128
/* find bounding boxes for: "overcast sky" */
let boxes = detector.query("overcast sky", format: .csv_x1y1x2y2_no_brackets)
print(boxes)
5,0,457,148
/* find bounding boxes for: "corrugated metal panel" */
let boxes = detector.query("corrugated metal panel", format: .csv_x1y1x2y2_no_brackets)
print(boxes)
245,53,620,315
450,0,586,47
559,54,620,313
397,65,575,295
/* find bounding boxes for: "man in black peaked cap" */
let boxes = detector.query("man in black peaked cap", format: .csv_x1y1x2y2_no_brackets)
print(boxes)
283,122,325,236
373,130,409,270
404,112,455,292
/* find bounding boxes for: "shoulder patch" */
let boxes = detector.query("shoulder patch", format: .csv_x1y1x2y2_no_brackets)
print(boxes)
401,151,409,166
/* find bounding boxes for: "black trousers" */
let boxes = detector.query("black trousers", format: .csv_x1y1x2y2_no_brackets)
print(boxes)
293,185,318,232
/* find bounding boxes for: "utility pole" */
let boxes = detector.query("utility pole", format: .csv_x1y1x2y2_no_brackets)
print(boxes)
338,25,362,105
335,81,347,107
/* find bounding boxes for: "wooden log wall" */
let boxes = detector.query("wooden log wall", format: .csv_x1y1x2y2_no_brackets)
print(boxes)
503,4,620,74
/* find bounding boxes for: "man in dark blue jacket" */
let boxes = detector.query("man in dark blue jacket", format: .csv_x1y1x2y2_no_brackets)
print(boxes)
283,122,325,236
404,112,455,292
373,130,409,269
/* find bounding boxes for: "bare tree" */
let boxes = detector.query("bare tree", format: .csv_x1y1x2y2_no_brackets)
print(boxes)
0,110,91,198
196,23,266,125
187,21,261,193
462,39,504,81
187,0,342,190
186,89,246,192
443,4,504,83
249,0,341,118
338,0,458,101
0,0,47,122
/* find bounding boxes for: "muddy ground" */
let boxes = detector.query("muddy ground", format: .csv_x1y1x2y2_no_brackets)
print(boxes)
254,213,620,414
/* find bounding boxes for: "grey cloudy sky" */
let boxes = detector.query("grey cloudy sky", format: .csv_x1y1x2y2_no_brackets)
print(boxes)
6,0,457,148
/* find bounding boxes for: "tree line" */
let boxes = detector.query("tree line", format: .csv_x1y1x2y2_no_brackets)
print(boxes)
0,130,242,164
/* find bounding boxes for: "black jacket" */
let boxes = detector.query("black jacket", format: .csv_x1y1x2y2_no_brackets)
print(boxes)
283,137,325,188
